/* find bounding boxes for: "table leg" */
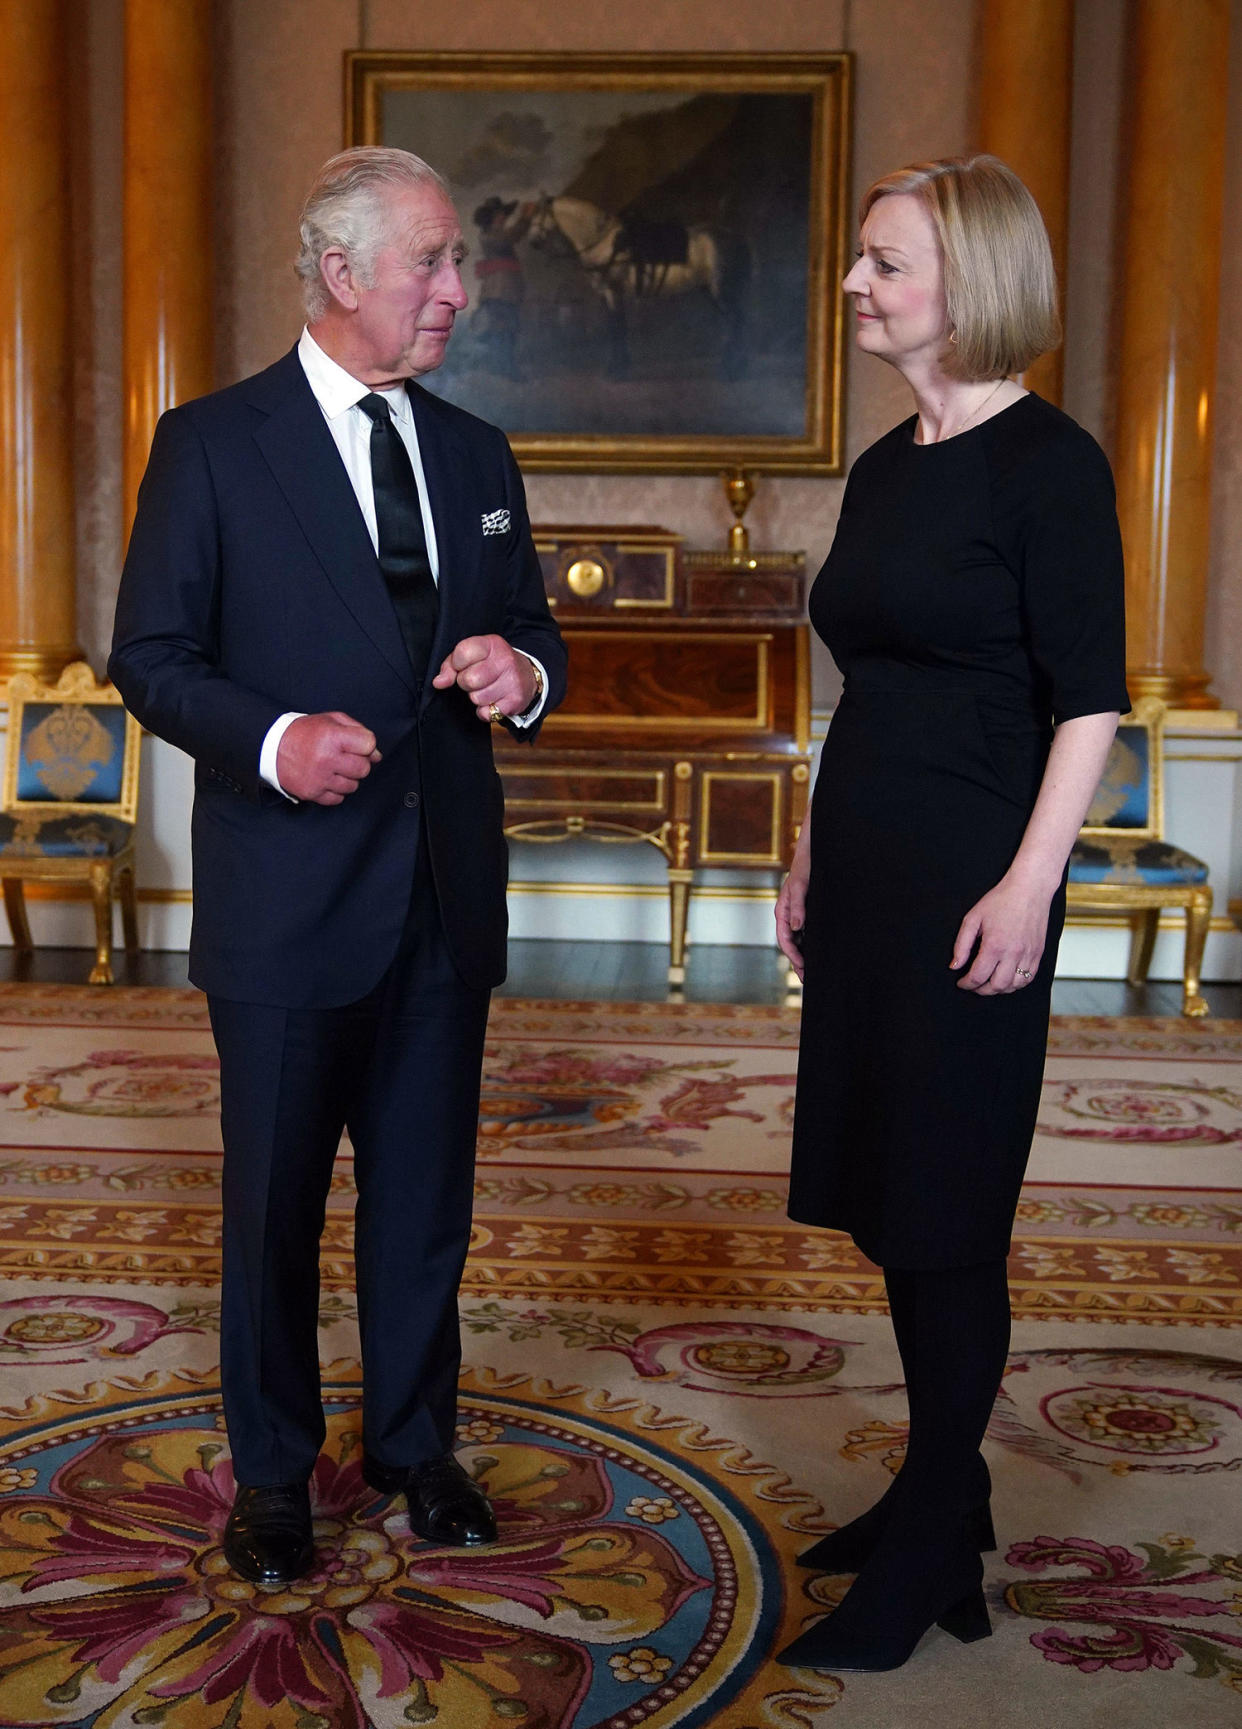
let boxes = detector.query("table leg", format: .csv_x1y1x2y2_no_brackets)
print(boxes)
667,868,692,986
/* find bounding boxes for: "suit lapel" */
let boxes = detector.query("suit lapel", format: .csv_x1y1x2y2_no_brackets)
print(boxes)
250,352,417,693
410,384,480,703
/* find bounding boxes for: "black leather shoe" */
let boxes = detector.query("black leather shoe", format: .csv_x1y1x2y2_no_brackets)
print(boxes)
362,1450,497,1546
223,1481,314,1584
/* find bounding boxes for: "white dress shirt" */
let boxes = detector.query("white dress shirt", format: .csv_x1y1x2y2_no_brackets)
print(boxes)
259,327,546,794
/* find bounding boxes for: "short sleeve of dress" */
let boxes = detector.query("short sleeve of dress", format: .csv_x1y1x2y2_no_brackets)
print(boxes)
990,411,1131,724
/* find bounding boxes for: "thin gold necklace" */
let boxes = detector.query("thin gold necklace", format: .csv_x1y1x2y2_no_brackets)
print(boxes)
937,378,1007,442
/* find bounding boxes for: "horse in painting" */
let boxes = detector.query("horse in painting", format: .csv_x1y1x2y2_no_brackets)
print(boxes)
528,194,750,380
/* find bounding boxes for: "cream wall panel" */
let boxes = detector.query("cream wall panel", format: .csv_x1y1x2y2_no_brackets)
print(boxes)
217,0,361,384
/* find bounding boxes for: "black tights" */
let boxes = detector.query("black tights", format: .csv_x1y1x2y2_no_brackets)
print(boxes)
883,1258,1010,1519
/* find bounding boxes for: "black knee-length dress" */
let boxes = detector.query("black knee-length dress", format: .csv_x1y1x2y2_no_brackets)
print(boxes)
788,393,1129,1269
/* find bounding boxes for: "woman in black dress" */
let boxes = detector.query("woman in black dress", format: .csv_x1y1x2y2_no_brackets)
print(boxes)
774,156,1128,1673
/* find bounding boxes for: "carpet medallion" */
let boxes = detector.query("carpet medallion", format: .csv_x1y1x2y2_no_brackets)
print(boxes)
0,987,1239,1727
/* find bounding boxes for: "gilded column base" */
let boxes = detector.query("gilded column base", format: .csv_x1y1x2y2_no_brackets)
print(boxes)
0,646,86,690
1124,669,1219,710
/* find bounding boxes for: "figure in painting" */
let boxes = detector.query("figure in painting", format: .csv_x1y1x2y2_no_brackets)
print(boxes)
469,195,533,380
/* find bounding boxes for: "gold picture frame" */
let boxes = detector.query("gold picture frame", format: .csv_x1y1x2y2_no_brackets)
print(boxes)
346,51,851,475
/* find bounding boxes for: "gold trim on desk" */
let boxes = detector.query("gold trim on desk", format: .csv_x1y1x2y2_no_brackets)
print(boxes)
604,542,675,610
682,550,806,570
698,770,784,864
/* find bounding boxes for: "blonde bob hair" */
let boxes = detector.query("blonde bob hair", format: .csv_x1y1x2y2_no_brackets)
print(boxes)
859,154,1059,380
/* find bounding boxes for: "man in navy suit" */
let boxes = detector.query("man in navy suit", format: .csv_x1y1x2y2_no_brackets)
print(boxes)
110,147,566,1585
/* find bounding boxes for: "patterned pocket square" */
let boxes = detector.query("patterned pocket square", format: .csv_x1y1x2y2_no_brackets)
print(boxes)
481,509,510,536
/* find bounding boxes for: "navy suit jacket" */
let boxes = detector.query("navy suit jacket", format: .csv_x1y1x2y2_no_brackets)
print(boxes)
109,345,566,1007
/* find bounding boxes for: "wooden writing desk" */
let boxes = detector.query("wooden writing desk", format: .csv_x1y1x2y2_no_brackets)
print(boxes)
494,526,812,984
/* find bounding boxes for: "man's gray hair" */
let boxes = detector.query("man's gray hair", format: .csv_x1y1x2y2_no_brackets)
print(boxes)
295,147,449,321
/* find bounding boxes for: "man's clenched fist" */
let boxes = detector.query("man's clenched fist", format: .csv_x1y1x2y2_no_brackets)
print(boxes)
276,712,381,805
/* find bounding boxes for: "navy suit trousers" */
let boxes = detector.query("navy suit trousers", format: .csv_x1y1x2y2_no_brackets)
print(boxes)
208,841,490,1485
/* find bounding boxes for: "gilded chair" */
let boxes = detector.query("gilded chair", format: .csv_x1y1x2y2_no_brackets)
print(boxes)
1067,696,1211,1017
0,662,141,984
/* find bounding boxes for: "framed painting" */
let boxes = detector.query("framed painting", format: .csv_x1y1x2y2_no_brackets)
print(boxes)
345,52,851,474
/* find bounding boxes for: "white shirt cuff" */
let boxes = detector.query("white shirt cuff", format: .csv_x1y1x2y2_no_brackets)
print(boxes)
509,653,549,728
260,712,306,799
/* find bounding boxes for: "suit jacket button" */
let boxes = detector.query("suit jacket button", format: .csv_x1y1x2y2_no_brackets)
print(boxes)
404,790,420,809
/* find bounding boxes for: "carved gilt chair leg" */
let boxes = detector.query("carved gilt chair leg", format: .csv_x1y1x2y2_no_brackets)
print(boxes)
88,863,115,986
1126,907,1160,985
119,863,140,956
2,879,33,952
1180,887,1213,1017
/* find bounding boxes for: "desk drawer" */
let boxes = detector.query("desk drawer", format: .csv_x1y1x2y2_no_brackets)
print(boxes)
553,630,772,731
501,765,668,815
685,570,801,613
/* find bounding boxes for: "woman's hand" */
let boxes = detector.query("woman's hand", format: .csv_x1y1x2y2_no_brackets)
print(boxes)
951,710,1120,996
776,823,811,980
950,872,1052,993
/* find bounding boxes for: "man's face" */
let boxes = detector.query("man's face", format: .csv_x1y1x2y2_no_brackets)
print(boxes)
349,183,469,384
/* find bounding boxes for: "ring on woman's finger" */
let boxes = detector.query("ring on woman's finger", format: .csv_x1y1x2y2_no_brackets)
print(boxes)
1017,967,1032,980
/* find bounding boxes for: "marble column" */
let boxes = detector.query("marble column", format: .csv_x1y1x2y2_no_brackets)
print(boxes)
123,0,214,536
0,0,82,682
1114,0,1230,709
976,0,1075,405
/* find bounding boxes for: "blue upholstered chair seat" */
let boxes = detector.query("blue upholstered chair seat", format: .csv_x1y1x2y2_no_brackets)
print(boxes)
0,813,134,859
1069,834,1209,888
0,664,143,984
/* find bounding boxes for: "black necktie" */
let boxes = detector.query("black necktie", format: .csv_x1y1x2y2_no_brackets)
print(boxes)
356,392,439,678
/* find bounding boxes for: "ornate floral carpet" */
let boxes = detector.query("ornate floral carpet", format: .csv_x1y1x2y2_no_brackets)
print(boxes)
0,985,1239,1728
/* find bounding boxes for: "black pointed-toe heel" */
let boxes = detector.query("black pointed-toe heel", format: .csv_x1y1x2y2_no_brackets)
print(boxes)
777,1582,992,1673
779,1519,991,1674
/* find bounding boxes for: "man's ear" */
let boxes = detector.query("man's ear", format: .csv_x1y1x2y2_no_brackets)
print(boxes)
319,247,359,312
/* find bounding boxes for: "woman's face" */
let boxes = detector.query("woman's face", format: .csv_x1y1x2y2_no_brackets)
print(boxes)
842,193,949,373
